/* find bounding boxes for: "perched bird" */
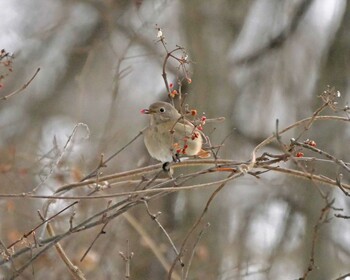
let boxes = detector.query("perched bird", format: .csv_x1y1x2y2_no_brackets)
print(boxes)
141,101,209,163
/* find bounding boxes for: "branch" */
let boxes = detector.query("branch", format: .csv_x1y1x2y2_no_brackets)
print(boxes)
38,212,86,280
0,67,40,101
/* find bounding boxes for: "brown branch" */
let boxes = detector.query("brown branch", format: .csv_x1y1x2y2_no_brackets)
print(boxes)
118,240,133,280
336,174,350,196
162,47,184,95
1,104,349,278
184,223,210,279
0,159,349,201
253,116,349,154
291,140,350,173
7,201,78,249
58,159,235,193
80,222,109,262
0,168,244,200
38,212,86,280
0,67,40,101
33,123,89,193
123,212,181,280
301,198,333,279
81,130,144,181
168,171,236,279
143,200,182,265
260,165,350,190
0,239,17,273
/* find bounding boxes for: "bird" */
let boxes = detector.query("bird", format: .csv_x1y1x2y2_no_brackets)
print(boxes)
141,101,210,163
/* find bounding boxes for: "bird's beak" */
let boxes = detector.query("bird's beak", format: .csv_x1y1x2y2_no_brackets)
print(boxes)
140,108,155,114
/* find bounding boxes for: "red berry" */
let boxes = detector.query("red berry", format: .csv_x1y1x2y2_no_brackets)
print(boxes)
309,140,316,147
170,89,178,98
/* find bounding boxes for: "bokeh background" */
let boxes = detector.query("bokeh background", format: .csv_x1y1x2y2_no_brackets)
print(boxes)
0,0,350,279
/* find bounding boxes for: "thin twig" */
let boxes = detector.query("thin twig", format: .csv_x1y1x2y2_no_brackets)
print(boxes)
80,222,109,262
0,67,40,101
301,198,333,279
7,201,78,249
168,171,236,279
81,130,144,181
33,123,90,193
118,240,133,280
143,200,182,264
38,211,86,280
0,170,245,200
291,140,350,173
122,212,181,280
184,222,210,280
0,238,17,273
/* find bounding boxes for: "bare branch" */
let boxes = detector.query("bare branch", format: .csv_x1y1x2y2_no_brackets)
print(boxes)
0,67,40,101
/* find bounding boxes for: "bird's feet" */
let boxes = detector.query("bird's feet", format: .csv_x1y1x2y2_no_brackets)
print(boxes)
162,162,174,178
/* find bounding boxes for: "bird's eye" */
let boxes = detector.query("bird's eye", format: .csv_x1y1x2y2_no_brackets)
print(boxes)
159,107,165,113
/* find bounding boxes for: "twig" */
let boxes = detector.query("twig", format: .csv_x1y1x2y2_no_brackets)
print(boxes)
168,171,236,279
143,200,182,264
0,238,17,273
123,212,181,280
0,67,40,101
162,47,184,95
301,198,333,279
336,174,350,196
38,211,86,280
294,101,329,142
118,240,133,280
58,159,235,193
81,130,144,181
80,222,109,262
291,140,350,173
334,214,350,219
252,115,349,156
0,169,244,200
7,201,78,249
184,222,210,280
33,122,90,193
0,162,350,201
260,165,350,190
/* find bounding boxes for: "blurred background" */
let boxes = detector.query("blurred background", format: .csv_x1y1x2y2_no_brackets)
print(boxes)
0,0,349,279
